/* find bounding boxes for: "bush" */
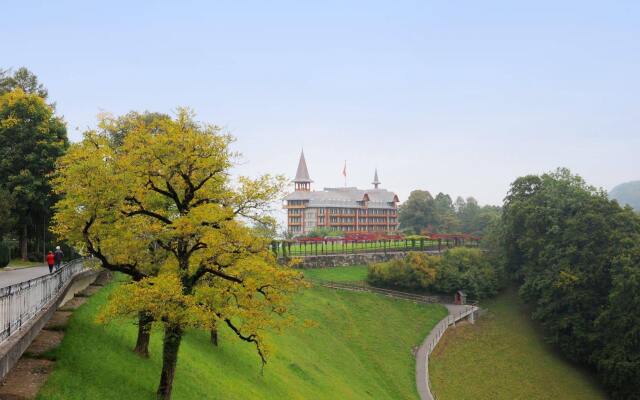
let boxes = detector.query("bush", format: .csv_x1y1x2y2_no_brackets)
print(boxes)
0,242,9,268
368,252,438,290
367,248,501,299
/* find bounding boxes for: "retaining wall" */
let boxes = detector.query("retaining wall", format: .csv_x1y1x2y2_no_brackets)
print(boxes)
289,250,442,268
0,269,99,380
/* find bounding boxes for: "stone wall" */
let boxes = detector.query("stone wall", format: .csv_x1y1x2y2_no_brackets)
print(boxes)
288,250,442,268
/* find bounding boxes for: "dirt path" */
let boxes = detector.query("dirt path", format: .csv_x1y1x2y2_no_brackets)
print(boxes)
0,271,111,399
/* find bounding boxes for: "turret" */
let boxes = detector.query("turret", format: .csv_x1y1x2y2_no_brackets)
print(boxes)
294,150,312,191
372,169,381,189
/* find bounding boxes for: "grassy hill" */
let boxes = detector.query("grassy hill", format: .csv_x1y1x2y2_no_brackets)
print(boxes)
37,271,446,400
610,180,640,211
429,289,607,400
302,265,368,283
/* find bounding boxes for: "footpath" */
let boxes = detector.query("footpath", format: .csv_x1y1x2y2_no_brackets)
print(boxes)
0,270,111,399
0,266,50,288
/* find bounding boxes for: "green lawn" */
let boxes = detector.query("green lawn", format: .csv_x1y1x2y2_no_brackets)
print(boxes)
429,289,607,400
38,275,447,400
4,259,43,269
302,265,368,283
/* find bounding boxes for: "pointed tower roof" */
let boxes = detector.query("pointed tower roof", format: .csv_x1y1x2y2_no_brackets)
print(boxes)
294,150,313,183
372,169,381,189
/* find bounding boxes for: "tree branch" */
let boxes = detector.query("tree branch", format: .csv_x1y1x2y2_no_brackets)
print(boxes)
123,196,173,225
82,216,146,281
225,319,266,365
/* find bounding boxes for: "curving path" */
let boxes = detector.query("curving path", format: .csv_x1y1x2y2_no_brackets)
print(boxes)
416,304,478,400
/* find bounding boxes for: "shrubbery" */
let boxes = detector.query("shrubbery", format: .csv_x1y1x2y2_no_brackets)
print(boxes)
367,248,501,299
368,252,438,289
432,247,500,299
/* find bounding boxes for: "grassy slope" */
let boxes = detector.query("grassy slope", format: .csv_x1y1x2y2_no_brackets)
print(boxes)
38,271,446,400
302,265,368,283
429,289,607,400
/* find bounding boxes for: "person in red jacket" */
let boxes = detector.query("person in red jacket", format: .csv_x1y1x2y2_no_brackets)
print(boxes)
46,251,55,273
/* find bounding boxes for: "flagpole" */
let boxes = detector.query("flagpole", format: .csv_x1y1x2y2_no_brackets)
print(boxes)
343,160,347,187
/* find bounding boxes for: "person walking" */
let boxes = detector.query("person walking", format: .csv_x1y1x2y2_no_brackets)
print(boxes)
46,251,55,273
54,246,64,271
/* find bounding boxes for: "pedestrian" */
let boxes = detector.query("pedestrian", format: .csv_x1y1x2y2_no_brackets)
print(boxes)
54,246,64,271
46,251,55,273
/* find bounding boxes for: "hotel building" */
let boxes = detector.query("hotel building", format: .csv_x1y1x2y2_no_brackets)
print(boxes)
283,151,400,236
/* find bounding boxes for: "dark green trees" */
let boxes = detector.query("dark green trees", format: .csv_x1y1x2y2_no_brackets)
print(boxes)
398,189,500,235
0,76,68,259
500,168,640,399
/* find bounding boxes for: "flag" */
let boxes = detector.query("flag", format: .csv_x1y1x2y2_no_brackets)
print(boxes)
342,160,347,177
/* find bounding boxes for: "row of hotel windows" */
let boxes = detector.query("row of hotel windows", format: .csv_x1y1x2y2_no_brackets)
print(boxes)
322,225,391,232
288,225,394,234
325,208,394,215
288,217,398,224
321,217,394,224
287,208,395,216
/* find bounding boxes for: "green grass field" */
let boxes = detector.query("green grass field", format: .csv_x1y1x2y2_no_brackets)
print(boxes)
4,259,43,269
429,289,607,400
301,265,368,283
38,271,446,400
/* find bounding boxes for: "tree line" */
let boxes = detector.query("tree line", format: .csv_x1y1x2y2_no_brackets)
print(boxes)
398,190,501,236
495,168,640,399
0,67,68,262
382,168,640,398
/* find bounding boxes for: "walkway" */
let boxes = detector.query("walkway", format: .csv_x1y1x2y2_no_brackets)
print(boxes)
0,266,49,288
416,304,478,400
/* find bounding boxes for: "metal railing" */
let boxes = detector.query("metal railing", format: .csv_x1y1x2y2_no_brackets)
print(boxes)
275,239,480,258
0,259,85,343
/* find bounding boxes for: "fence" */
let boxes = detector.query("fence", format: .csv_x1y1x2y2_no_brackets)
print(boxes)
0,259,85,344
275,239,479,258
422,304,478,400
311,279,446,304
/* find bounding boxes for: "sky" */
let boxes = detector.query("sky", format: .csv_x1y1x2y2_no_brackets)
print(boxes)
3,0,639,214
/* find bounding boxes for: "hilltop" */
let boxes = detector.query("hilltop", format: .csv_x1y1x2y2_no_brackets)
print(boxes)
609,180,640,211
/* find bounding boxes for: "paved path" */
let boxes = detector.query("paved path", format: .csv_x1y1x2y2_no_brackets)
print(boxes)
0,266,49,288
416,304,477,400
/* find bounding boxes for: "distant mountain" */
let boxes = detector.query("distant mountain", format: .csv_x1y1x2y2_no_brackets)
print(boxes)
609,181,640,211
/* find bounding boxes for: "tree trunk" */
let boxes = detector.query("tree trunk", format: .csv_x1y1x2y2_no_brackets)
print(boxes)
20,224,28,261
156,324,183,400
210,327,218,347
134,311,153,357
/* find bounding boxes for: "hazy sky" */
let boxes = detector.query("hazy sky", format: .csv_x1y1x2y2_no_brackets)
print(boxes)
3,0,639,210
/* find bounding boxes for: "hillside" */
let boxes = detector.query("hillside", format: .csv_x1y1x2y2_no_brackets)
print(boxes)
609,180,640,210
429,290,607,400
37,274,446,400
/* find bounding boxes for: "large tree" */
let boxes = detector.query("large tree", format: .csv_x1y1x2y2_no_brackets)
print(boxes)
0,67,48,98
398,190,435,233
53,109,305,399
0,89,67,259
500,168,640,398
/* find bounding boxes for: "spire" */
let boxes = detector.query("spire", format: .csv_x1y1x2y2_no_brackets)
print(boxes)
372,168,381,189
294,149,312,191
